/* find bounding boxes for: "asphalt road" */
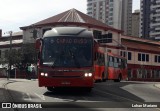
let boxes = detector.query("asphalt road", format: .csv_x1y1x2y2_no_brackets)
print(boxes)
3,79,160,111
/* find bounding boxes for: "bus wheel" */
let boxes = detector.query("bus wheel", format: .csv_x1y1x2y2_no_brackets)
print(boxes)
47,87,54,92
114,74,122,82
102,73,107,82
84,88,92,92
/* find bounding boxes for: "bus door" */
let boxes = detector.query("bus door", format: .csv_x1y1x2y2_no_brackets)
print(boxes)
104,53,108,80
94,52,105,81
108,56,115,79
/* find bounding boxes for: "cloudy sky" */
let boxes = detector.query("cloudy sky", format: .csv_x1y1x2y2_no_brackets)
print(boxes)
0,0,140,34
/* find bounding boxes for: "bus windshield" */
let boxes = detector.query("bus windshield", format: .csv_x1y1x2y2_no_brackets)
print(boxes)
41,36,93,68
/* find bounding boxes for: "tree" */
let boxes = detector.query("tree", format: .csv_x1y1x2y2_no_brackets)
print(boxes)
21,43,37,64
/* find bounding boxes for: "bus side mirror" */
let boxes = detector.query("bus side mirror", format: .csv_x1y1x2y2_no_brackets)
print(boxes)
35,38,42,50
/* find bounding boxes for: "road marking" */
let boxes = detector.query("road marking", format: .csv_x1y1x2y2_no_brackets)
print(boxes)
94,89,142,103
22,93,32,101
94,89,160,111
34,93,45,101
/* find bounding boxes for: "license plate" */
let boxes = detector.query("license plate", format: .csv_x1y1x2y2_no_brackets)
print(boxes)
61,81,70,85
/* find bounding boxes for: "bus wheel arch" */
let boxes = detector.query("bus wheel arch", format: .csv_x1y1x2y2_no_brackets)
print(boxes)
47,87,54,92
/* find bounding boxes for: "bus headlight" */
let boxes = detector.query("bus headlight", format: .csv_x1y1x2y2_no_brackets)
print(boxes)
84,73,92,77
88,73,92,77
45,73,48,77
85,73,88,77
41,72,44,76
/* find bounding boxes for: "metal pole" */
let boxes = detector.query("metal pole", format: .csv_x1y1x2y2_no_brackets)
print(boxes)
15,67,16,79
8,31,12,80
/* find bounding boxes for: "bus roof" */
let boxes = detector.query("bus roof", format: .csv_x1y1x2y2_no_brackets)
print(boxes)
43,26,93,38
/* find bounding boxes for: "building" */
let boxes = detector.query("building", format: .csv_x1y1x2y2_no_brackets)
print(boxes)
20,8,160,81
121,0,132,36
140,0,160,40
121,36,160,81
131,10,140,37
0,30,23,64
87,0,132,36
0,30,23,78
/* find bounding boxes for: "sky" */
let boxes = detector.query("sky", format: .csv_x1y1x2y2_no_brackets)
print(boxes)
0,0,140,34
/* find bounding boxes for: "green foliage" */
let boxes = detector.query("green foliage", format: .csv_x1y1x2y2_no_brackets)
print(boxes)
21,43,37,64
0,43,37,66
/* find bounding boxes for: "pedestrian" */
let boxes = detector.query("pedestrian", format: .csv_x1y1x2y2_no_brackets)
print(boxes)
31,64,36,79
26,64,32,80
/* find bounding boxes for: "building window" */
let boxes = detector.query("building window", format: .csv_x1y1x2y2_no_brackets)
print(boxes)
109,22,113,25
138,53,149,62
109,8,113,11
93,30,102,39
128,52,132,60
138,53,141,61
155,55,160,63
109,13,113,16
142,54,145,61
120,51,126,58
155,55,157,62
146,54,149,62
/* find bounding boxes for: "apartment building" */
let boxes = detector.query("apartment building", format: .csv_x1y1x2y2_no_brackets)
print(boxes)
140,0,160,40
132,10,140,37
87,0,132,36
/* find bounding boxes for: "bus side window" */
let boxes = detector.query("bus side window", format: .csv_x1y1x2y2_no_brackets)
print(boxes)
114,58,118,68
121,59,126,69
109,56,114,67
119,59,122,68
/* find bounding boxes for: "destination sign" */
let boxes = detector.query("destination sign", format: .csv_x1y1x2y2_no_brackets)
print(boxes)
49,38,91,44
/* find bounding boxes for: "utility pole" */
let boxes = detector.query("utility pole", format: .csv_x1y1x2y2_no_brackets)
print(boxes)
7,31,13,80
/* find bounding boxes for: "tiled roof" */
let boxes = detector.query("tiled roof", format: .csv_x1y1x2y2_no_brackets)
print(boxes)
20,8,122,33
121,39,160,52
122,35,160,46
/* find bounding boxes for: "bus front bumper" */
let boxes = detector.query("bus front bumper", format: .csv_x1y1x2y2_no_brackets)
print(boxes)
38,77,94,88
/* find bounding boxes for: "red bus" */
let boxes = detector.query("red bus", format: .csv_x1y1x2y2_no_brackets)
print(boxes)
94,48,127,82
35,27,94,92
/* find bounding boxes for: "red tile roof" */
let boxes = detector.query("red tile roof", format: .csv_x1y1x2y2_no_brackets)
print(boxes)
121,39,160,53
122,35,160,46
20,8,122,33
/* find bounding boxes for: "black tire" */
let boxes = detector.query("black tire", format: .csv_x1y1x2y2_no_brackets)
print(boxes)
114,74,121,82
102,79,107,82
84,88,92,92
47,87,54,92
102,72,107,82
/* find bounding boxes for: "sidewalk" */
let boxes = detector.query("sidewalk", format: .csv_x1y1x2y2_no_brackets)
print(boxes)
154,84,160,89
0,78,15,111
0,78,8,102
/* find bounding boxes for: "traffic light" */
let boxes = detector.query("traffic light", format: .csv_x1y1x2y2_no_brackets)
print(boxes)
97,33,112,43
